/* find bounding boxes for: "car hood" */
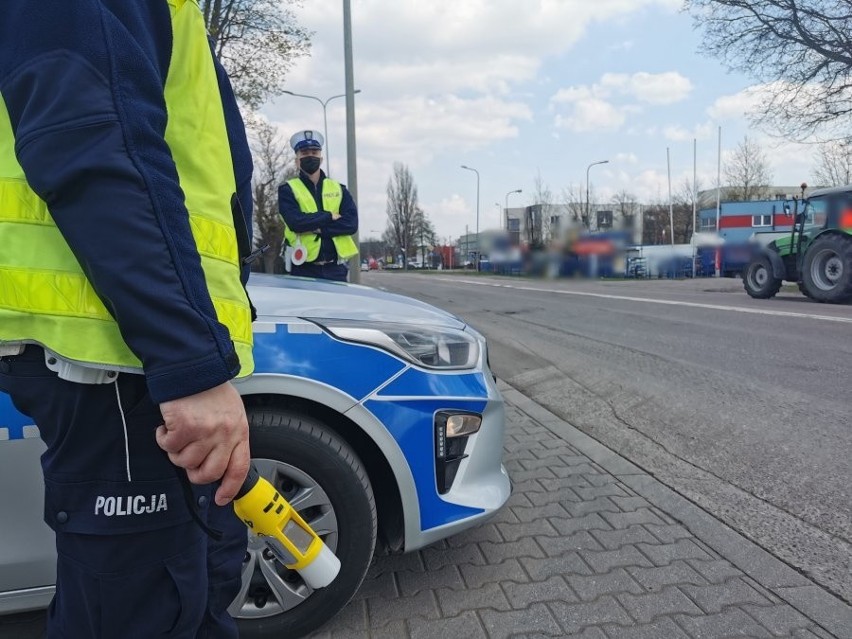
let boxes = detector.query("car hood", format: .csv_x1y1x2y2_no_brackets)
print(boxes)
247,273,467,330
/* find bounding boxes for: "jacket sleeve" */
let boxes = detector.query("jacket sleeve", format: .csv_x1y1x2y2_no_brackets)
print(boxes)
278,183,333,233
0,2,241,403
322,185,359,236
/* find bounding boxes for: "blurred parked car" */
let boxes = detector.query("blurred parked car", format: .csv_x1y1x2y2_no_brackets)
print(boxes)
0,274,510,638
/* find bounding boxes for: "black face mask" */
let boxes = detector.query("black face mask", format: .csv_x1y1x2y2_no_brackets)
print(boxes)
299,156,322,175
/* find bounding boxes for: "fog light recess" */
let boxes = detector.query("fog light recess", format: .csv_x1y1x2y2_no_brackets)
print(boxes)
434,411,481,494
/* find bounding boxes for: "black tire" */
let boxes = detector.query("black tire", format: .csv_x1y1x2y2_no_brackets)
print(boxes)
743,255,782,299
797,280,815,300
235,407,377,639
801,234,852,303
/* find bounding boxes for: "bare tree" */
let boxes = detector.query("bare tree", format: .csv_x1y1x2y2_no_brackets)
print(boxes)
560,184,586,228
724,136,773,201
202,0,311,108
812,139,852,187
685,0,852,141
527,172,554,247
385,163,419,267
413,208,438,265
248,116,295,273
673,178,704,242
641,204,668,245
610,189,638,229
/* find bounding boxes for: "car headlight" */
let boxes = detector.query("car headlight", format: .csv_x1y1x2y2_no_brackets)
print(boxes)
312,320,480,369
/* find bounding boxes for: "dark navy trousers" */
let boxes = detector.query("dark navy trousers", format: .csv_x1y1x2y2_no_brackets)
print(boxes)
0,347,246,638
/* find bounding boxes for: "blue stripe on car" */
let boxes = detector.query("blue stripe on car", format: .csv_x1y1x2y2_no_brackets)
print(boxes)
0,392,31,441
251,326,407,398
377,368,488,398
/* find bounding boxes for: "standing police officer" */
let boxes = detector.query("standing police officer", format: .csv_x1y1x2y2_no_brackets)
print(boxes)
279,130,359,282
0,2,254,637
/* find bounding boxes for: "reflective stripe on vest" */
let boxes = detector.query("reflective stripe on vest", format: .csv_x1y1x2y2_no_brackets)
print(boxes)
284,178,358,261
0,0,253,375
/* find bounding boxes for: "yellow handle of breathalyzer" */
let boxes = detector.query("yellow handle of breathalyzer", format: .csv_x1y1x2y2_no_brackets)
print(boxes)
232,464,341,588
233,465,320,569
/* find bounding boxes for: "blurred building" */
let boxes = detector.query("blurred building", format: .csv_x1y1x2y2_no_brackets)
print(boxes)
505,202,642,247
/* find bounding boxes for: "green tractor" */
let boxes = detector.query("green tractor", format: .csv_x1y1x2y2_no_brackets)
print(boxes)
743,185,852,303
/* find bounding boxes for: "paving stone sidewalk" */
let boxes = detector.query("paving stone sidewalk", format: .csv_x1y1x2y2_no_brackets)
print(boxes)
307,383,851,639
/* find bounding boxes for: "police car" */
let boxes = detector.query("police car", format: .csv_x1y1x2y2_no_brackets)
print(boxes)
0,274,510,638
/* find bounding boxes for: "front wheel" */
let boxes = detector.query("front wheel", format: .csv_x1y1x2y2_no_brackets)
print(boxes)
743,255,782,299
234,407,377,638
801,234,852,303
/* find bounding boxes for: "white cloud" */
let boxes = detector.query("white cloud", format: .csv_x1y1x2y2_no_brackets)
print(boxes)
615,152,639,164
550,71,689,133
707,89,762,121
601,71,693,104
555,98,627,132
663,121,715,142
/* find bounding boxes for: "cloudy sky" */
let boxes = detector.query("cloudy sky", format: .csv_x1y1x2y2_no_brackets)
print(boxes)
261,0,816,241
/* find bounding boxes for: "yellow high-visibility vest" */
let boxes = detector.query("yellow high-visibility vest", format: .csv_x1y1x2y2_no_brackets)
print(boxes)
284,178,358,261
0,0,253,375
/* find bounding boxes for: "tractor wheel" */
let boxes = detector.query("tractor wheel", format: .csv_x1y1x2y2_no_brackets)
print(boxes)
801,234,852,303
743,255,782,299
797,280,815,300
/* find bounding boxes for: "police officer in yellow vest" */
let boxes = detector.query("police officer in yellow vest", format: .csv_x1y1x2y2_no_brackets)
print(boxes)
0,2,254,637
279,130,359,282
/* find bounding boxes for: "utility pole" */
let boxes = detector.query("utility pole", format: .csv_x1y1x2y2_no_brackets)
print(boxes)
343,0,359,283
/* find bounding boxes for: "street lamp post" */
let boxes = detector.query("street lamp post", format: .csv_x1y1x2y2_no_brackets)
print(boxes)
460,165,480,271
504,188,522,231
585,160,609,229
282,89,362,177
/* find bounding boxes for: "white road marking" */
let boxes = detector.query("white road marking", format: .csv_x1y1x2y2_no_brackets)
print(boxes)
434,278,852,325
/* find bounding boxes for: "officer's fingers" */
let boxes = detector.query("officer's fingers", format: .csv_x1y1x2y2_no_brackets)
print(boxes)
184,444,229,486
215,440,251,506
168,441,212,473
155,424,185,453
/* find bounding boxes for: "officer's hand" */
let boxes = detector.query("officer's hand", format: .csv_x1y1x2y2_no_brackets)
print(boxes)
155,382,250,506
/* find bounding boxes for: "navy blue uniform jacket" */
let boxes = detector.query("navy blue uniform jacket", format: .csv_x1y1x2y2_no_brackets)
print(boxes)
278,171,358,263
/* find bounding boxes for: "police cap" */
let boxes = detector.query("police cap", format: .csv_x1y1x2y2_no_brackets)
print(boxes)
290,130,325,152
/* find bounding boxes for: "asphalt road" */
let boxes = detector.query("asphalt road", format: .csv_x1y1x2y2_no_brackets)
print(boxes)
365,271,852,604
